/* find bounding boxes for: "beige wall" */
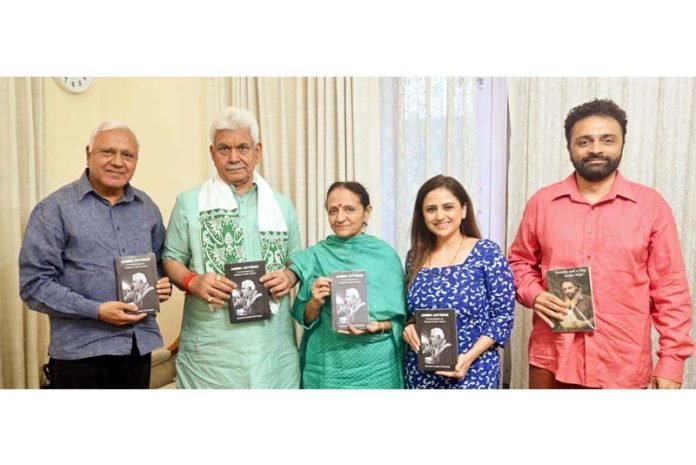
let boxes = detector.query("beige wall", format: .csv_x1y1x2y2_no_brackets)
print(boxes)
45,77,210,346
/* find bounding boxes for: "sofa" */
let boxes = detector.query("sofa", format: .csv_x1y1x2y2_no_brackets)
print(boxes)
149,337,179,389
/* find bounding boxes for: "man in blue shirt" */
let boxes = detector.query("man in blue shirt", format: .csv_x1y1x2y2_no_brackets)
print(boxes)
19,121,172,388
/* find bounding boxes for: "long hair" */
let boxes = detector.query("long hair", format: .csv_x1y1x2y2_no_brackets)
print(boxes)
406,175,481,288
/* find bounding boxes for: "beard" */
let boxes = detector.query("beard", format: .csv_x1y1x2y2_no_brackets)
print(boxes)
571,153,622,182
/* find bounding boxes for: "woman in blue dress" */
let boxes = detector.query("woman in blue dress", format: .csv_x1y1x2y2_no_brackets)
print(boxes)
402,175,515,388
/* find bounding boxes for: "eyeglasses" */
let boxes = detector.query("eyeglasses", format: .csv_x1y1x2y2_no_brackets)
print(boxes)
215,144,253,157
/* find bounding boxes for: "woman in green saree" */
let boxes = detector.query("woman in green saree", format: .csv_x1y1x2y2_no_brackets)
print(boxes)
271,182,407,389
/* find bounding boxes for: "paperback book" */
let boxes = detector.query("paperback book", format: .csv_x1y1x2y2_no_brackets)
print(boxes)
224,261,271,323
415,309,458,371
330,270,369,331
546,266,596,332
115,253,160,314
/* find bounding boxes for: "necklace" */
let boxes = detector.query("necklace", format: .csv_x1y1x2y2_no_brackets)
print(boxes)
426,235,466,269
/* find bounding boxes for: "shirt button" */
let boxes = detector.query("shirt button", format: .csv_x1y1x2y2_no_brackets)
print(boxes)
117,227,121,231
586,255,591,260
121,249,126,254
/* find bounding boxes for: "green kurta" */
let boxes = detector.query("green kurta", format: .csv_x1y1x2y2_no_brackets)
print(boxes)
163,184,301,388
289,234,407,389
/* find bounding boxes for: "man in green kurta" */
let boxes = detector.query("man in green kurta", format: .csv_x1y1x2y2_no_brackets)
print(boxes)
162,106,301,388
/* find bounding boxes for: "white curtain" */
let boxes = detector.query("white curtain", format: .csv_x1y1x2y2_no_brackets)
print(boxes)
380,77,514,385
206,77,381,248
507,77,696,388
379,77,478,261
0,77,49,388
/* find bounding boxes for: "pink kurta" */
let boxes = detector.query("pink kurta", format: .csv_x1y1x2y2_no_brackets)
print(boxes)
509,171,694,388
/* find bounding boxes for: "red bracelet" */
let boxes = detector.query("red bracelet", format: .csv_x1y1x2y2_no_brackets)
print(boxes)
182,272,198,293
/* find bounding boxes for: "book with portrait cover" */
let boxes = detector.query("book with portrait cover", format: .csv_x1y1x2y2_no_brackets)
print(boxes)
330,270,369,331
414,309,458,371
115,253,160,314
546,266,596,332
224,260,271,323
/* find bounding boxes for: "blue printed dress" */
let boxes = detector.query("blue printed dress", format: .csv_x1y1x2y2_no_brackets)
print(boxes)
404,239,515,389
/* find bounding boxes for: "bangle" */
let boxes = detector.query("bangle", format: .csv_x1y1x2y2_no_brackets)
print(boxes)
182,272,198,293
379,321,385,334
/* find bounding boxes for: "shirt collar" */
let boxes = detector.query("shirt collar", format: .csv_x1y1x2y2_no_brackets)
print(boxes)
78,168,140,203
552,170,638,204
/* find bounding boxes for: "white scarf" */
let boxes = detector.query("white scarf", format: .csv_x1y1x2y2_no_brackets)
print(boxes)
198,172,288,232
197,171,286,314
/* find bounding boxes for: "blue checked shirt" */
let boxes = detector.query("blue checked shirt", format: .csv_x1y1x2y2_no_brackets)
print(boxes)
19,170,165,360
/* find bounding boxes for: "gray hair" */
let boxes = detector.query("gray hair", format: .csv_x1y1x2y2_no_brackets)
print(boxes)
345,288,359,299
132,272,147,284
87,121,139,152
209,106,259,144
430,327,445,339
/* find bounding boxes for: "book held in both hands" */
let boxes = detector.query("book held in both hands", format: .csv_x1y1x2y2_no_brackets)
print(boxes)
115,253,160,314
330,270,369,331
546,266,596,332
415,309,458,371
224,261,271,323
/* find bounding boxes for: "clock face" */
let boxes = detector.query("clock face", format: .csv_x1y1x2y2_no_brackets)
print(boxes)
52,77,93,94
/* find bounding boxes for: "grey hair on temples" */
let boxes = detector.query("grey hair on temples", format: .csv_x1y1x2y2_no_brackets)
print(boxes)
209,106,260,144
87,121,140,152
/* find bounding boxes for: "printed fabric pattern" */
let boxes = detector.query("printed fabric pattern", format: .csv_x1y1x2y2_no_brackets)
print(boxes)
404,239,515,389
199,208,244,274
260,231,289,273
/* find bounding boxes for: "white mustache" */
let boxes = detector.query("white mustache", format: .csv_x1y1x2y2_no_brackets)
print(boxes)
226,163,244,169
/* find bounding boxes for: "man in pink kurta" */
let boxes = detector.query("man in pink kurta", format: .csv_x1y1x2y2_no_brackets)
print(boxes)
508,99,694,389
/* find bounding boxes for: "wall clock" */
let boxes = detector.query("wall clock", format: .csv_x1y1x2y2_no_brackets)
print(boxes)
52,77,93,94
